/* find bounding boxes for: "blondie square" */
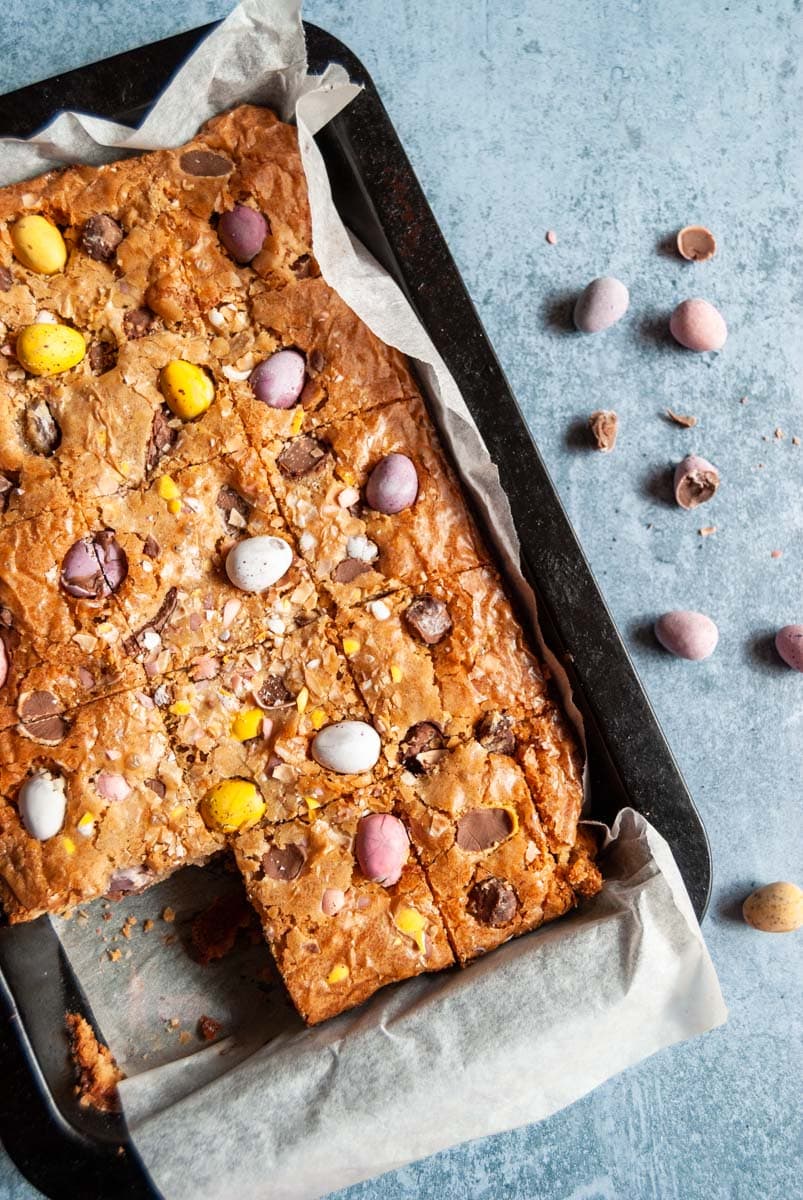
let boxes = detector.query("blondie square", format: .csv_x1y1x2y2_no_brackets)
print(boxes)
335,567,548,754
159,617,383,823
261,397,487,607
397,740,583,963
80,448,321,678
234,786,454,1024
0,503,146,721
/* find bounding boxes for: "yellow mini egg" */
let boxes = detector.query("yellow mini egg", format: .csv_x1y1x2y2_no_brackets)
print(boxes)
16,323,86,377
201,779,265,833
11,214,67,274
159,360,215,420
743,882,803,933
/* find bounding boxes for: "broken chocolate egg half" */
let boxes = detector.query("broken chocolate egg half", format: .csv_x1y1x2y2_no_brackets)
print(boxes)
676,225,717,262
673,454,720,510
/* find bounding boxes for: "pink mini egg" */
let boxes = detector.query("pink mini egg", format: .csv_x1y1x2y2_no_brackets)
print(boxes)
669,299,727,351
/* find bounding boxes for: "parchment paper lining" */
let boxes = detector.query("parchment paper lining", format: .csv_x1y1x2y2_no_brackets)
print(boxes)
2,4,726,1198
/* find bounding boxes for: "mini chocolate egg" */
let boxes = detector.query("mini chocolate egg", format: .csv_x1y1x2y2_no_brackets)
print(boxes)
669,299,727,351
365,453,419,513
654,610,718,660
573,277,630,334
19,771,67,840
775,624,803,673
355,813,409,885
16,323,85,376
218,205,268,264
743,882,803,933
0,638,8,688
225,535,293,593
311,720,381,774
250,349,306,409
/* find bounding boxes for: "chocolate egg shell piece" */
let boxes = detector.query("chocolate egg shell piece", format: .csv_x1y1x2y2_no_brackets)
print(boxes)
676,225,717,262
673,455,720,509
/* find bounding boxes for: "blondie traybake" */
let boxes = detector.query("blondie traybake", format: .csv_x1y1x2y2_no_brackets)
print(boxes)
0,105,601,1023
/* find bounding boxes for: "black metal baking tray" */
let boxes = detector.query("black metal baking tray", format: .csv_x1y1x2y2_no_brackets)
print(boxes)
0,19,712,1200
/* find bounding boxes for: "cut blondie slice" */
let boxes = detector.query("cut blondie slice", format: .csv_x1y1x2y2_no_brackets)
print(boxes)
234,786,454,1024
159,617,384,823
335,567,549,755
0,502,147,722
80,447,322,678
261,397,487,607
0,688,223,922
231,276,418,445
396,740,590,964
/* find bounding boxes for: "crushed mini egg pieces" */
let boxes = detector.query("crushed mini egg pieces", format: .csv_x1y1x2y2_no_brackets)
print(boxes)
76,812,95,838
393,906,427,953
309,707,327,730
157,474,180,500
326,963,349,985
342,638,361,657
169,700,192,717
231,708,264,742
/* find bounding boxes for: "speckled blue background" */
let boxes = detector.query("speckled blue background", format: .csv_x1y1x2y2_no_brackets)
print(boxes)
1,2,801,1198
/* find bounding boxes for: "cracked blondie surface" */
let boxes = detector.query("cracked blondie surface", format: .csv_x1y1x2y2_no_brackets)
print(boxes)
0,104,600,1023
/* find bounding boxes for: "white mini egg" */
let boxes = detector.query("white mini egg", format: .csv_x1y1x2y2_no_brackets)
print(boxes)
225,535,293,593
311,721,381,774
19,772,67,840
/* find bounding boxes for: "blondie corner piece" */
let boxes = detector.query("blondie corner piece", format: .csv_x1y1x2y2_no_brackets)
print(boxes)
397,740,587,964
234,787,454,1025
0,689,223,922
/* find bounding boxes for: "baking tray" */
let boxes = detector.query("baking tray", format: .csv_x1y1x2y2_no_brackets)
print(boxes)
0,20,712,1200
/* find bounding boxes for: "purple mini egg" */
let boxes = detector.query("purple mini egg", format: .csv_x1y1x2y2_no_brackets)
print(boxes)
654,610,719,661
217,205,268,264
573,276,630,333
365,453,419,514
250,349,306,409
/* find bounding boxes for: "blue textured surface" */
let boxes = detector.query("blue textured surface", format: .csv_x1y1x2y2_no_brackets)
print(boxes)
1,3,801,1198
